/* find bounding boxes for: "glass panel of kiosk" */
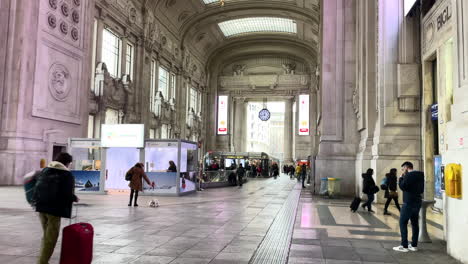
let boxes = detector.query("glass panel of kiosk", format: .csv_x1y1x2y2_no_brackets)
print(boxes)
144,141,179,194
68,139,105,193
180,141,198,193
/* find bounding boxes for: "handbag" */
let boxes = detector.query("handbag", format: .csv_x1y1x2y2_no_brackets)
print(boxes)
389,190,398,198
372,185,380,194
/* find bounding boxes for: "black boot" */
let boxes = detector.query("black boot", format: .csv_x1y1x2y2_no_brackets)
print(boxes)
128,189,134,206
133,191,139,206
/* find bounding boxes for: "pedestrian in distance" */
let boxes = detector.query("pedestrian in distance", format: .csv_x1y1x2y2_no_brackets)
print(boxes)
236,163,246,187
361,168,378,213
167,160,177,172
383,168,401,215
393,161,425,253
127,163,154,207
301,164,307,188
32,152,78,264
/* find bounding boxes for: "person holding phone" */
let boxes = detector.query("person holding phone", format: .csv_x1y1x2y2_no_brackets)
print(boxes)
393,161,425,253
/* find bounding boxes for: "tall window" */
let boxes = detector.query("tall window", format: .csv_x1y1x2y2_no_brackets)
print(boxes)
190,88,198,113
158,67,169,99
150,59,157,113
102,28,122,77
170,73,176,101
125,43,134,80
90,19,98,93
197,91,202,114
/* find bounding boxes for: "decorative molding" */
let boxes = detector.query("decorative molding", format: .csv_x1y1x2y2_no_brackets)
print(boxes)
219,74,309,91
48,63,71,102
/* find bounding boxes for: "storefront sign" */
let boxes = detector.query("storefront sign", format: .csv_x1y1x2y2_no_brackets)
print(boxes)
459,137,464,148
70,140,101,148
298,94,309,135
217,95,228,135
101,124,144,148
431,104,438,120
146,141,178,148
436,5,452,31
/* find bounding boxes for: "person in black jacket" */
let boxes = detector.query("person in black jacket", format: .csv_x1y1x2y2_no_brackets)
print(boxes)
33,152,78,264
167,160,177,172
383,168,401,215
236,164,246,187
361,168,377,213
393,161,425,253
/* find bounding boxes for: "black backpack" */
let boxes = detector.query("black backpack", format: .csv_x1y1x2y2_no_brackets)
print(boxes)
125,170,133,181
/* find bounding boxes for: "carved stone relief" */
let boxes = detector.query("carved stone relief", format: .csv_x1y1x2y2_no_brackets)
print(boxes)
48,63,71,101
44,0,84,47
232,64,246,76
282,63,296,74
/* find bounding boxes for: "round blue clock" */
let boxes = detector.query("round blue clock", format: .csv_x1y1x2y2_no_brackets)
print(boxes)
258,108,271,121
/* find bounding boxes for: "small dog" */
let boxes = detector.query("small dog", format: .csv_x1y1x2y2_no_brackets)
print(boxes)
148,199,159,208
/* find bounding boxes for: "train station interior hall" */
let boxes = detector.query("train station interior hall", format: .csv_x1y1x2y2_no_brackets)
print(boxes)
1,0,468,263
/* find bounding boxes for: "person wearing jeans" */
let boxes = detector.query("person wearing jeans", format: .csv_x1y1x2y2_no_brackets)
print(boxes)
361,168,377,213
393,161,425,253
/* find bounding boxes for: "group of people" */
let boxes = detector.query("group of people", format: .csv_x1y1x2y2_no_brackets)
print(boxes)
361,161,425,253
283,163,309,188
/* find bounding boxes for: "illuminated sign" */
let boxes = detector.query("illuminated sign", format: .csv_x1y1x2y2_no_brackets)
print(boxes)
101,124,144,148
404,0,417,16
217,95,228,135
298,94,309,135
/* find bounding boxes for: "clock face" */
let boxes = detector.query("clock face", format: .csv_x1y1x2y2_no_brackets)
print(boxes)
258,109,271,121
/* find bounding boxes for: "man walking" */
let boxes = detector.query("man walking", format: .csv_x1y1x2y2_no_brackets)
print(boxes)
236,163,246,187
301,164,307,188
393,161,425,253
33,153,78,264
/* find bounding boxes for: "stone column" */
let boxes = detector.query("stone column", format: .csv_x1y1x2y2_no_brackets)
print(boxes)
283,97,294,163
233,97,246,152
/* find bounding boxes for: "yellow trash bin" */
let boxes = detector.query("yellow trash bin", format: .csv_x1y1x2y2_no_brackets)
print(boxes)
327,177,342,197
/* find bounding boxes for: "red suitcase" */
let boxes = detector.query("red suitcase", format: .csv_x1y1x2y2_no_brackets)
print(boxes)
59,207,94,264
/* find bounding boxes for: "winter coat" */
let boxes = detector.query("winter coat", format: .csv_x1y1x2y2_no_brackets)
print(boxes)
167,164,177,172
236,167,245,177
33,162,77,218
384,173,398,198
399,171,425,207
362,173,377,195
128,166,151,191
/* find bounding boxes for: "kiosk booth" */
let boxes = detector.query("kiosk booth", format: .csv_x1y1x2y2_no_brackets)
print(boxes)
68,124,198,196
68,138,105,194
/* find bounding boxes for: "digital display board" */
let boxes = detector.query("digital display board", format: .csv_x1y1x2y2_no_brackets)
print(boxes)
101,124,144,148
298,94,309,135
217,96,228,135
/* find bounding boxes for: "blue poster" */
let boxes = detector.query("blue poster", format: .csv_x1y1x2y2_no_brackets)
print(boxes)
144,172,177,194
434,156,442,198
71,170,101,192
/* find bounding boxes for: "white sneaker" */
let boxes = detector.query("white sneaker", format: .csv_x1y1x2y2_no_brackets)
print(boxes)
393,246,409,252
408,245,418,252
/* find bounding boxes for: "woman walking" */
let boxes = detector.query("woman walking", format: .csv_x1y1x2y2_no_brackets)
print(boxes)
127,163,153,207
362,168,378,213
383,168,401,215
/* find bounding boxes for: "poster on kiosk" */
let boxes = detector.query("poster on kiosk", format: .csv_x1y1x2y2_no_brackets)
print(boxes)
101,124,144,192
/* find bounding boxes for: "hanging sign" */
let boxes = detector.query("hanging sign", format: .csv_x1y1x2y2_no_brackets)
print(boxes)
217,96,228,135
431,104,438,121
298,94,310,135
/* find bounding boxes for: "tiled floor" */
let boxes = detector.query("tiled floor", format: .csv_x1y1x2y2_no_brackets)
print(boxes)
0,176,462,264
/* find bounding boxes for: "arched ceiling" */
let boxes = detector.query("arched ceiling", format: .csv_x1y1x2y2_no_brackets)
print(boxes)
142,0,320,64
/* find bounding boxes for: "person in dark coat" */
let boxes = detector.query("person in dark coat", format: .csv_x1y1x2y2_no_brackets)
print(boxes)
236,164,246,187
361,168,377,213
167,160,177,172
251,164,257,178
393,161,425,253
383,168,401,215
289,165,295,179
127,163,153,206
272,163,279,179
301,164,307,188
33,153,78,264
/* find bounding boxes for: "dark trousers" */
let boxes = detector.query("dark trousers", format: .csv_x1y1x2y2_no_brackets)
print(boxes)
129,189,139,205
238,175,243,186
384,197,401,212
399,204,421,248
363,193,375,211
301,175,306,188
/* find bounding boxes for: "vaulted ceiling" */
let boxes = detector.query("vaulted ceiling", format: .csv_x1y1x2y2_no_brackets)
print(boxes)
142,0,320,66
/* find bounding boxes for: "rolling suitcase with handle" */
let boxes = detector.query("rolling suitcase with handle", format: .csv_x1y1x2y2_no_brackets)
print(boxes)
59,205,94,264
349,197,362,212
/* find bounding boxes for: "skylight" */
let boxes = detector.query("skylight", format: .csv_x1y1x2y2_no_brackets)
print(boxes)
203,0,221,3
218,17,297,37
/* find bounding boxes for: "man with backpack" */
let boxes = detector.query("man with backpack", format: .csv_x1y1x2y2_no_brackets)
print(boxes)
32,153,78,264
